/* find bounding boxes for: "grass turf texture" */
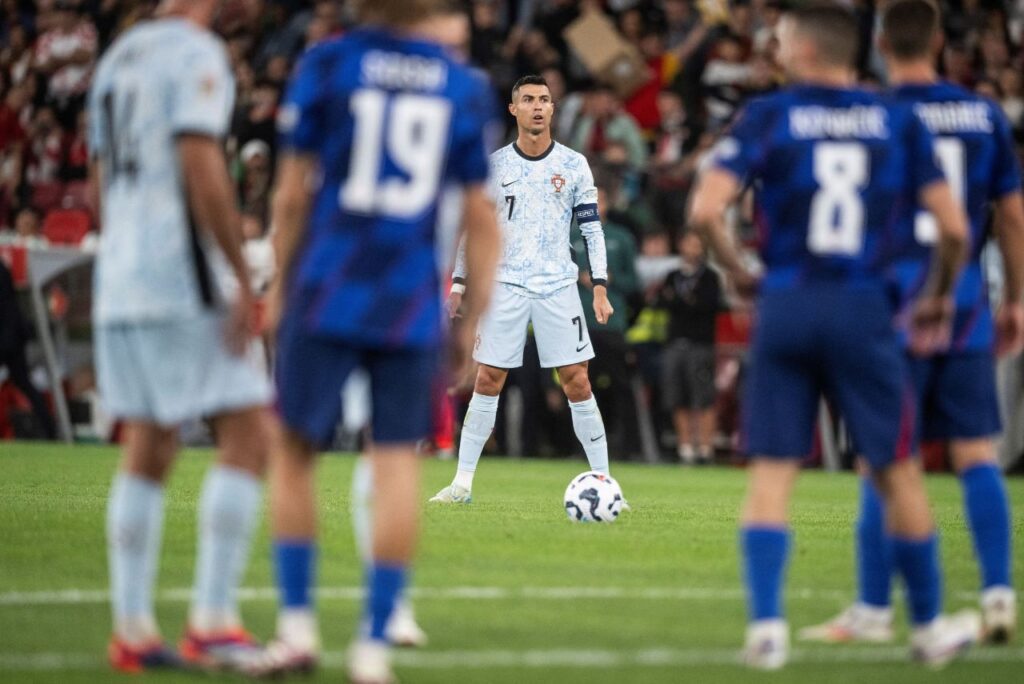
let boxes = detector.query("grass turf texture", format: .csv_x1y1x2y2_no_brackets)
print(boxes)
0,442,1021,684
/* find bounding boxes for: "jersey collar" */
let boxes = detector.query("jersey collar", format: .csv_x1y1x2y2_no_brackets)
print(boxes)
513,140,555,161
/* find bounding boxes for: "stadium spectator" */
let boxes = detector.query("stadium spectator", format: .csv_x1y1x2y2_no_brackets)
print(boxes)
24,106,64,195
658,230,722,465
0,260,56,439
571,82,649,170
33,0,97,129
3,205,48,248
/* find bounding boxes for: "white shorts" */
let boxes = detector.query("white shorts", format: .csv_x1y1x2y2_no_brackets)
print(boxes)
474,283,595,369
96,312,273,426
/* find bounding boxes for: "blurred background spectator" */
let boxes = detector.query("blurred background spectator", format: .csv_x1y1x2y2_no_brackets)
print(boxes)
0,0,1022,461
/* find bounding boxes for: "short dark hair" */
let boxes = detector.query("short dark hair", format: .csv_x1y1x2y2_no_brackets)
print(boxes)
881,0,940,60
511,74,549,102
787,2,860,68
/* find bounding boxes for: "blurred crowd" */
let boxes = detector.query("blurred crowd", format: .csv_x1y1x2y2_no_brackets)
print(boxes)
2,0,1024,460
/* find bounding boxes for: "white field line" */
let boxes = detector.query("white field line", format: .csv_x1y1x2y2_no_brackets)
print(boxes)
0,585,981,606
2,647,1024,671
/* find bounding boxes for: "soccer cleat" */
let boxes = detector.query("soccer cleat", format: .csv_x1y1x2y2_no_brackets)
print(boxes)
178,627,263,672
386,600,428,648
910,610,981,668
109,637,190,674
347,639,395,684
742,619,789,670
241,637,319,678
428,483,472,504
798,603,894,643
981,586,1017,644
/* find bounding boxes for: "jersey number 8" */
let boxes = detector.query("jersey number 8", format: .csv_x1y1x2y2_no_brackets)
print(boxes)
340,89,452,219
807,142,868,257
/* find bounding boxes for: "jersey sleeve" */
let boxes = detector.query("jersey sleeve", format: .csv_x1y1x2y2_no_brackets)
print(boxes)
904,108,945,195
170,39,234,138
277,46,330,154
709,99,768,182
446,74,499,185
989,103,1023,200
573,160,608,284
86,62,108,160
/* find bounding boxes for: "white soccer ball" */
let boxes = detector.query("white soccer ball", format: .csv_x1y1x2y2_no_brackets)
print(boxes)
563,471,624,523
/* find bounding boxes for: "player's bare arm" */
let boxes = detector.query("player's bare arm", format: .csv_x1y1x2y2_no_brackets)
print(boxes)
178,134,254,355
911,179,969,354
992,190,1024,357
267,153,315,333
451,184,501,376
688,167,759,296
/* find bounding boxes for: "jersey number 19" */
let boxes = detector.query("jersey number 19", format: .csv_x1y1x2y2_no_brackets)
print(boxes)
340,89,452,219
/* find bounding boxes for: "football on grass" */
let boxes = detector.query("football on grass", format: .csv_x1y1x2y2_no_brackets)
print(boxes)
564,471,623,523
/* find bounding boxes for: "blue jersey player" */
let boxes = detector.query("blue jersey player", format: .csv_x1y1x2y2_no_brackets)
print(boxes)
688,3,977,670
803,0,1024,646
253,1,501,680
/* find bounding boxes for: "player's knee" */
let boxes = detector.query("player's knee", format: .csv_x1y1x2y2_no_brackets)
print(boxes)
560,365,591,402
950,438,996,473
474,366,506,396
214,406,272,478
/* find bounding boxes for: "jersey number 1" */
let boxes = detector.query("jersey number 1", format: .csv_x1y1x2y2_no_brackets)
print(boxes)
914,137,965,244
340,89,452,219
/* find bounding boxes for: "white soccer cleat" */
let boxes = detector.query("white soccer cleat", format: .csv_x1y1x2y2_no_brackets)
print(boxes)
241,638,318,678
347,639,396,684
742,619,789,670
798,602,894,643
910,610,981,668
385,600,428,648
428,483,472,504
981,586,1016,644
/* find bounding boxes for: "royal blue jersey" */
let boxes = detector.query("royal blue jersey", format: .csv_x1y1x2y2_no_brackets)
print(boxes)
888,82,1022,352
712,85,944,293
277,28,496,348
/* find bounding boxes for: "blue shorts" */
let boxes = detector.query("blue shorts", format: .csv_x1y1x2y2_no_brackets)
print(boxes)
906,351,1001,441
275,317,439,449
741,287,916,472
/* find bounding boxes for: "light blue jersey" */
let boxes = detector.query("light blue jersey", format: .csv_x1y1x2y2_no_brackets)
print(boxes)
88,18,235,324
454,141,607,297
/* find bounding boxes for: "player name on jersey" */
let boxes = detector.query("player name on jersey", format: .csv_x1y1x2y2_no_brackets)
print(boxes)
913,101,993,134
362,50,448,91
789,105,889,139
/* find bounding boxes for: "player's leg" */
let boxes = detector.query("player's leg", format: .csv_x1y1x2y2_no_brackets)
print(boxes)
533,286,608,474
432,284,525,503
347,347,434,683
935,352,1013,641
106,420,183,671
181,405,269,668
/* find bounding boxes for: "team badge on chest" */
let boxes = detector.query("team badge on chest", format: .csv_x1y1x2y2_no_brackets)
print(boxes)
551,174,565,192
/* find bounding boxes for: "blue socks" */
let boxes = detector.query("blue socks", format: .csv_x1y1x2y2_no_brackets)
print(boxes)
741,526,791,621
960,463,1012,589
366,563,407,642
856,478,892,608
892,535,941,625
274,540,316,609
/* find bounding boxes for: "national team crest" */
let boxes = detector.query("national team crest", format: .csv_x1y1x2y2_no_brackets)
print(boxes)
551,174,565,193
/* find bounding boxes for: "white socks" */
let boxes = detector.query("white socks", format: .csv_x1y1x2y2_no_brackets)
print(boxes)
189,466,262,634
107,472,165,645
569,396,609,474
351,457,373,564
454,392,499,490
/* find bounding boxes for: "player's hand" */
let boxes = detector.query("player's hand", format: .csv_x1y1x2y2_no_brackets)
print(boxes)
264,280,284,336
729,267,761,299
909,294,955,356
224,287,256,357
447,291,463,320
593,286,614,324
995,300,1024,358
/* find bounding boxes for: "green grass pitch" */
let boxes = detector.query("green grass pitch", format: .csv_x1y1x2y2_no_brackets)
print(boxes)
0,442,1021,683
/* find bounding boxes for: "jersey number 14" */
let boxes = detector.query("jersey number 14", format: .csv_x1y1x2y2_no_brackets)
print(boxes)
340,89,452,219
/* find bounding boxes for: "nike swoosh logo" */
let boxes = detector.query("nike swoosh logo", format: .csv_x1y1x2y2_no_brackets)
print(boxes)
576,343,589,352
590,434,604,442
501,179,518,187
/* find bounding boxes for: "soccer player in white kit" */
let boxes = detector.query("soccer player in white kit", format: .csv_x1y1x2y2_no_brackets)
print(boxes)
88,0,272,673
431,74,616,503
